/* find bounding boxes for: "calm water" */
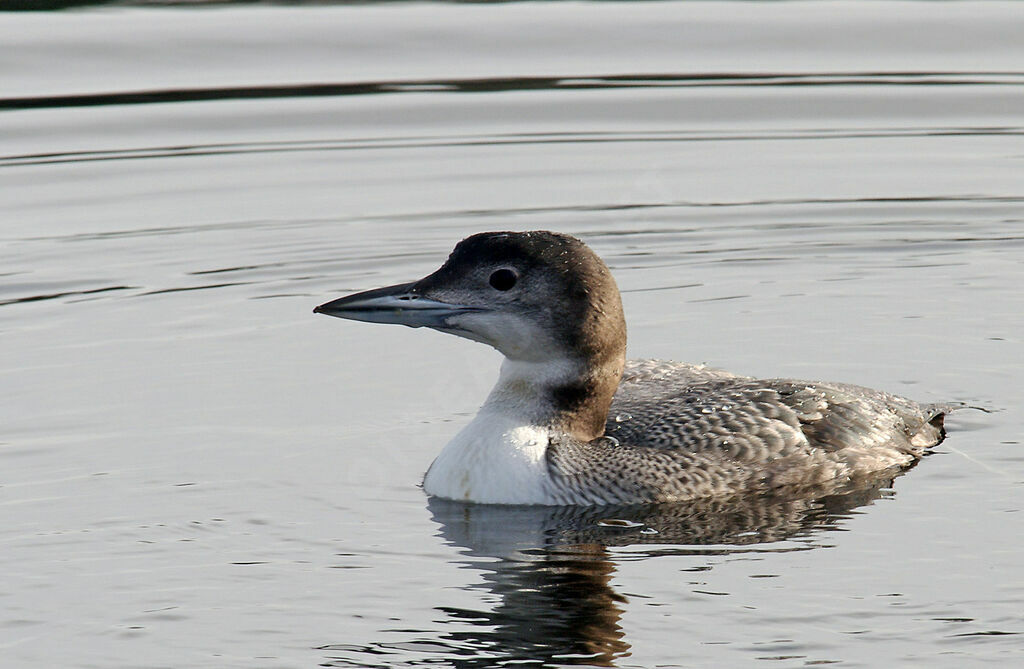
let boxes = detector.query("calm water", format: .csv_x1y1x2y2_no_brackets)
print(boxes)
3,2,1023,667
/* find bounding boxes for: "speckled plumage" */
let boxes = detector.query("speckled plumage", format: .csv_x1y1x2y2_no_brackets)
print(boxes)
539,360,952,505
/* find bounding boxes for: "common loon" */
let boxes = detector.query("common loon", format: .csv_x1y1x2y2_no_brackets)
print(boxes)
315,231,955,506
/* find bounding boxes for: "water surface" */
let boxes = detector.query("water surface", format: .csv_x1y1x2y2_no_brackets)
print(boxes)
2,2,1023,667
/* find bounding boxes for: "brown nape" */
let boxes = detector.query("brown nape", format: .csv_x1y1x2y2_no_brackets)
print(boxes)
548,353,625,442
546,235,627,442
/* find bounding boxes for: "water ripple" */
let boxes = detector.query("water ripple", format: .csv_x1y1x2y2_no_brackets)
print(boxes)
0,284,135,307
4,71,1024,111
3,127,1023,168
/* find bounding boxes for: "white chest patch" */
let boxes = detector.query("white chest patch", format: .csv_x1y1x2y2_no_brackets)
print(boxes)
422,410,553,504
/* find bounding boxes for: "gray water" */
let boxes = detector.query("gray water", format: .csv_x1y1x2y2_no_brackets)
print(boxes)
3,2,1023,667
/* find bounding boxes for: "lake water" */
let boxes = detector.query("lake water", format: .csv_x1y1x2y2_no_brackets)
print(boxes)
2,2,1023,667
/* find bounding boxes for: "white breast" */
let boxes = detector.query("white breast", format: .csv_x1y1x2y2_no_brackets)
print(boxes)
422,409,554,504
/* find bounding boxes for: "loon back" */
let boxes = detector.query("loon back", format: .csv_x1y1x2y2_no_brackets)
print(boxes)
613,360,950,460
315,231,957,506
585,360,950,503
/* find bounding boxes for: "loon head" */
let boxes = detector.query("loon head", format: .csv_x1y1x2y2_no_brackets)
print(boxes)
315,231,627,439
315,231,626,364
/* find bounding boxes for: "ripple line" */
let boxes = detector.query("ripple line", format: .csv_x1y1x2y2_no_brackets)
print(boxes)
4,71,1023,111
3,127,1022,168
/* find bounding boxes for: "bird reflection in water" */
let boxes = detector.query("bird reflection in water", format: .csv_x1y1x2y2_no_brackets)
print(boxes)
319,470,904,668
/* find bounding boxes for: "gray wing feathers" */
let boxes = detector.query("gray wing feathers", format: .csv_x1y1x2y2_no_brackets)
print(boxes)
543,360,953,504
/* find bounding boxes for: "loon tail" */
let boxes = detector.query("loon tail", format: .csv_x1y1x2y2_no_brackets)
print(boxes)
915,401,988,450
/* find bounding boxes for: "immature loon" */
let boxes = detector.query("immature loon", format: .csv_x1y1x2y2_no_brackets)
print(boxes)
315,231,955,506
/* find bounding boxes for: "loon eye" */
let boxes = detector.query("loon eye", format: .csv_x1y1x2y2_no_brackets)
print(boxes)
488,268,518,291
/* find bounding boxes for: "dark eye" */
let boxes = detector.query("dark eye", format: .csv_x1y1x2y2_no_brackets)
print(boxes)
488,268,518,291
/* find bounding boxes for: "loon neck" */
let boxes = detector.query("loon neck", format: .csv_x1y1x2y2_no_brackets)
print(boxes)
484,350,625,442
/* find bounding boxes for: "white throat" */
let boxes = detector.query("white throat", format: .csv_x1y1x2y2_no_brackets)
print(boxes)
422,357,583,504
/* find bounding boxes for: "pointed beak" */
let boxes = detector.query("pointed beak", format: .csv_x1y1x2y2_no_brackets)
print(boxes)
314,281,485,329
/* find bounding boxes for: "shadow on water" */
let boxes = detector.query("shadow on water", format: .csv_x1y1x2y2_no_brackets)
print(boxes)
319,471,906,668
